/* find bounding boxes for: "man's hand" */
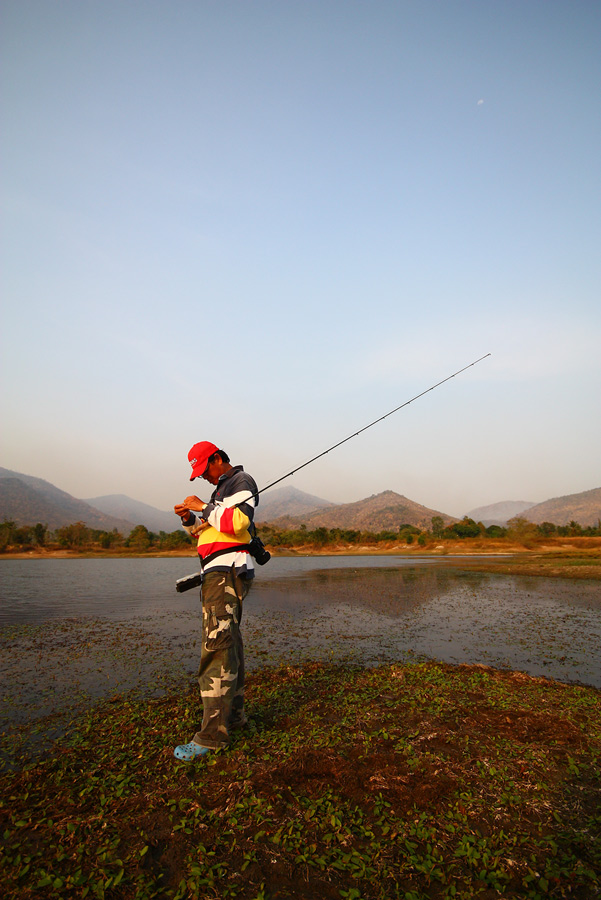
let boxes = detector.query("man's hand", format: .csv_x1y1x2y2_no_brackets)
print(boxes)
183,495,206,512
174,495,207,518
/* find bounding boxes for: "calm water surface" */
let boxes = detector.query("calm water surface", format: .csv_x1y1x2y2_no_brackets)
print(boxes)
0,556,451,621
1,556,600,747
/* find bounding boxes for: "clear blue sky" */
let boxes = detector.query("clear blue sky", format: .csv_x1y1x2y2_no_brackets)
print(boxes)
2,0,600,517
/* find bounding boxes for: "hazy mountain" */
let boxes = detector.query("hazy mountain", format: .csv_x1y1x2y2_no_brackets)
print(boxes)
0,468,135,533
254,486,334,522
466,500,535,526
85,494,178,534
266,489,457,533
520,487,601,527
88,487,336,531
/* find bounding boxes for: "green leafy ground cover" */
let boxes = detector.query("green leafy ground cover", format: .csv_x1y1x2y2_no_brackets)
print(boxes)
1,661,600,900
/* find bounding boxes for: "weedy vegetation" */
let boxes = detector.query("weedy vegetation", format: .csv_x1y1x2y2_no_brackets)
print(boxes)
1,661,600,899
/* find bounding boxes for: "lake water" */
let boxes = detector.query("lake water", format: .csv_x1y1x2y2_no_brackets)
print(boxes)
1,556,600,750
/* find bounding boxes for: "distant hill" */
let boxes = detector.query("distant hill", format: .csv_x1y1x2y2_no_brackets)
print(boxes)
266,490,457,533
85,494,178,534
254,486,334,522
520,487,601,527
0,468,135,533
466,500,535,526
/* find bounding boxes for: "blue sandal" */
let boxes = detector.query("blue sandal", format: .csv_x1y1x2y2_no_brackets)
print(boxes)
174,741,212,762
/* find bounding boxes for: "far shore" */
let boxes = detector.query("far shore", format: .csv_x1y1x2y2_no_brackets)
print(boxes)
2,536,600,578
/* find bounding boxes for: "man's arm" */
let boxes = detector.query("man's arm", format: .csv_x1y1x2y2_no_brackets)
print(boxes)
202,486,256,537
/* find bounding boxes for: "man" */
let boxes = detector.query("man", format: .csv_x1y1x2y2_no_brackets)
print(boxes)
173,441,259,761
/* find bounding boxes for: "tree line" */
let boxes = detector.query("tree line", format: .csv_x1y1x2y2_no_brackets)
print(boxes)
1,514,599,554
0,520,193,553
260,514,601,548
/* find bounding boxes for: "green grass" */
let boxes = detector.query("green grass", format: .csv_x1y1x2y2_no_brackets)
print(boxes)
1,661,600,899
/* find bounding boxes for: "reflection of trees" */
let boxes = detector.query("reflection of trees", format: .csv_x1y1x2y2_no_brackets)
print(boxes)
256,565,502,618
258,567,441,617
441,570,490,591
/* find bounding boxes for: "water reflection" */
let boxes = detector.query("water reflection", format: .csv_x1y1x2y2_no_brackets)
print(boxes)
254,567,435,617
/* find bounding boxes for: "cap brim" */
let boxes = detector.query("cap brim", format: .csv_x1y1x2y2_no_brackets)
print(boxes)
189,460,209,481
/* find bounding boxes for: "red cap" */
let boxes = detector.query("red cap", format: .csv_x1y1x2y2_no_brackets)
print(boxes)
188,441,218,481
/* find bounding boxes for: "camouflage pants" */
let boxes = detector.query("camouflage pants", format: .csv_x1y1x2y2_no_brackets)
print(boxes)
193,568,251,750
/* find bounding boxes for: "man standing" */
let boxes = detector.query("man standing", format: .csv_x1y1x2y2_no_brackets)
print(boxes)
173,441,259,761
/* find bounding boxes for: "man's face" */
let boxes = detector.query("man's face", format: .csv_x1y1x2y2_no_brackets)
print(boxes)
201,455,221,485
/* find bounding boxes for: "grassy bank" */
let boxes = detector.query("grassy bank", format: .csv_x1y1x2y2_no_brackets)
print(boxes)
1,661,600,899
435,549,601,580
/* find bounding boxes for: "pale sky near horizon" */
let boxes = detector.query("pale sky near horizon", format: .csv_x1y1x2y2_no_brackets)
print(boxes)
2,0,600,518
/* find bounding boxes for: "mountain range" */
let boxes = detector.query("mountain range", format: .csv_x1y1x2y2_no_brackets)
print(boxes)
466,500,536,527
264,489,457,532
1,466,599,533
518,487,601,527
254,486,334,522
467,490,601,528
0,469,135,533
84,494,178,534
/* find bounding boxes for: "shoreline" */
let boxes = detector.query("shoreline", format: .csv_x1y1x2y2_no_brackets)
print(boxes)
3,533,600,556
2,539,600,579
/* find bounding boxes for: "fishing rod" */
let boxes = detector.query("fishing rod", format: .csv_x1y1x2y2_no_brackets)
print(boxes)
254,352,491,499
175,353,491,586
